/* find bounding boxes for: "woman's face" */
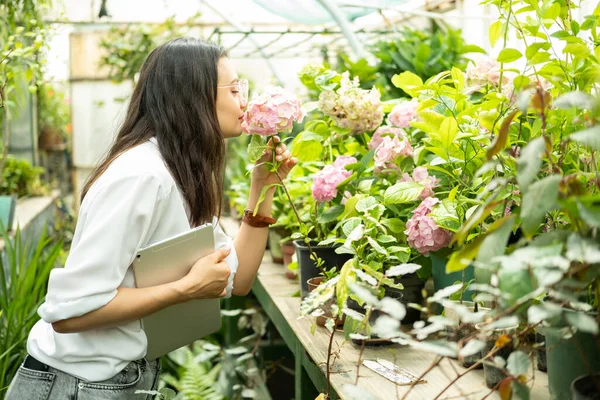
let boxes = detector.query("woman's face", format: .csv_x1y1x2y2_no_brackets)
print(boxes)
216,57,245,138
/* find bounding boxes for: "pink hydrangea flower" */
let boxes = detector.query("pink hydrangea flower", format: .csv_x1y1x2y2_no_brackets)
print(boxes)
388,98,419,129
402,167,439,199
318,72,384,134
465,56,511,87
374,136,414,171
242,86,305,136
405,197,452,256
312,156,357,202
369,126,408,150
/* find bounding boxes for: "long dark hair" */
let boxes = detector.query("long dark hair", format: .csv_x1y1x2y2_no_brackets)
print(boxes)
82,37,227,226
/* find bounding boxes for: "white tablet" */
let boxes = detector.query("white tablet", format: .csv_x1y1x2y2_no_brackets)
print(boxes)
132,223,222,360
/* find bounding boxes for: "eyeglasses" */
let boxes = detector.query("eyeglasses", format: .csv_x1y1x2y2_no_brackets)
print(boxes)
217,78,248,107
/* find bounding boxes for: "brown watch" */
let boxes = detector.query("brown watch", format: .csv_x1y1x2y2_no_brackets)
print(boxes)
242,209,276,228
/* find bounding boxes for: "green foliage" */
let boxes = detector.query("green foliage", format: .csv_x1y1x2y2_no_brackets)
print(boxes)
37,81,70,138
0,226,63,395
98,15,201,83
0,156,48,197
370,24,484,99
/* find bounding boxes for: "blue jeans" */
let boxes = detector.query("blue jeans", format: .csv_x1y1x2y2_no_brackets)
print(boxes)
5,357,161,399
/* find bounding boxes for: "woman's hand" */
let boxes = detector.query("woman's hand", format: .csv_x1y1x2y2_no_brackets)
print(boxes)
252,136,297,187
174,248,231,300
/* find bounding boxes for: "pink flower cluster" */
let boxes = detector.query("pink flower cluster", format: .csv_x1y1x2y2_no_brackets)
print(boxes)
242,86,305,136
312,156,357,202
402,167,439,199
388,98,419,129
405,197,452,256
374,136,414,171
465,56,509,87
318,72,384,134
369,126,407,150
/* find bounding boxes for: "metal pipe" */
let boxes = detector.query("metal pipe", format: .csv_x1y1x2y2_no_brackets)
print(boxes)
200,0,284,86
316,0,369,59
337,0,495,20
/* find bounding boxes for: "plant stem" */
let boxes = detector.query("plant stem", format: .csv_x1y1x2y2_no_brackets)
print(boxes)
325,324,336,399
354,339,366,385
400,356,443,400
274,170,313,256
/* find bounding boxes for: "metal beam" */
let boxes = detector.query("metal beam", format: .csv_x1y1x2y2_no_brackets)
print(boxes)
316,0,369,60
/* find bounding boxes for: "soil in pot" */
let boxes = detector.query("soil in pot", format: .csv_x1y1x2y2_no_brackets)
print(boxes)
476,323,518,389
294,240,352,299
349,286,403,347
307,276,343,328
571,373,600,400
444,301,491,369
544,326,600,400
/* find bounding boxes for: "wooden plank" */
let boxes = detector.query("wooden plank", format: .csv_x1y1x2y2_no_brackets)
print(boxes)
221,219,550,399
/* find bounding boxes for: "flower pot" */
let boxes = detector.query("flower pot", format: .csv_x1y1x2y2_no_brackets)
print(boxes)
535,331,547,372
444,301,491,368
430,253,476,298
571,373,600,400
39,127,66,151
307,276,342,327
544,326,600,400
268,229,284,264
476,323,518,389
0,195,17,232
294,240,352,299
281,241,295,268
397,273,426,324
430,253,476,315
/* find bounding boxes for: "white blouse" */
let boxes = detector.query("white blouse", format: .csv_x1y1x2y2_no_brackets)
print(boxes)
27,137,239,382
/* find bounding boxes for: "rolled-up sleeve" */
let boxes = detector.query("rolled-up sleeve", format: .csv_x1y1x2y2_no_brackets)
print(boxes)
213,218,239,298
39,174,165,323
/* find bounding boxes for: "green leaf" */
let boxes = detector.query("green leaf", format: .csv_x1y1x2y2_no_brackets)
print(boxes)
452,197,500,246
525,42,551,59
521,175,561,237
570,125,600,150
512,380,530,400
247,134,266,163
498,48,523,63
517,137,546,191
291,132,323,161
544,2,561,20
446,235,484,273
451,67,464,91
577,201,600,228
430,199,460,231
487,111,517,160
383,181,424,205
507,351,531,376
382,218,405,233
318,205,345,223
489,21,503,47
367,236,388,256
435,117,459,151
563,43,590,58
336,260,356,311
476,215,515,263
391,71,423,97
565,312,599,334
356,196,378,213
253,183,279,215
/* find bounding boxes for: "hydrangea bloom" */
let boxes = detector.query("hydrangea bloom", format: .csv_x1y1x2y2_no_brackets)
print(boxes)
242,86,304,136
318,72,384,134
405,197,452,256
388,98,419,129
312,156,357,202
374,136,414,171
369,126,408,150
465,56,512,88
402,167,439,199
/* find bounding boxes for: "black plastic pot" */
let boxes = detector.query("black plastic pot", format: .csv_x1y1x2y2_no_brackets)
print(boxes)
571,373,600,400
294,240,352,298
397,273,425,324
535,331,547,372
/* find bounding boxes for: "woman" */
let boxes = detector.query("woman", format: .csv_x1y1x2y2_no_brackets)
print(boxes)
5,37,295,399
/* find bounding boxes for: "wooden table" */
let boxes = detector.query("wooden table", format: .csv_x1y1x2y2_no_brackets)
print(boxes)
221,219,550,400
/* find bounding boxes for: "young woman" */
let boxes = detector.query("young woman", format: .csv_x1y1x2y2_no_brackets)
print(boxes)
5,37,295,399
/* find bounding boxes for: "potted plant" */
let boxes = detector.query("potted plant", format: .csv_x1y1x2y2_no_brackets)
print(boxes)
37,81,70,151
